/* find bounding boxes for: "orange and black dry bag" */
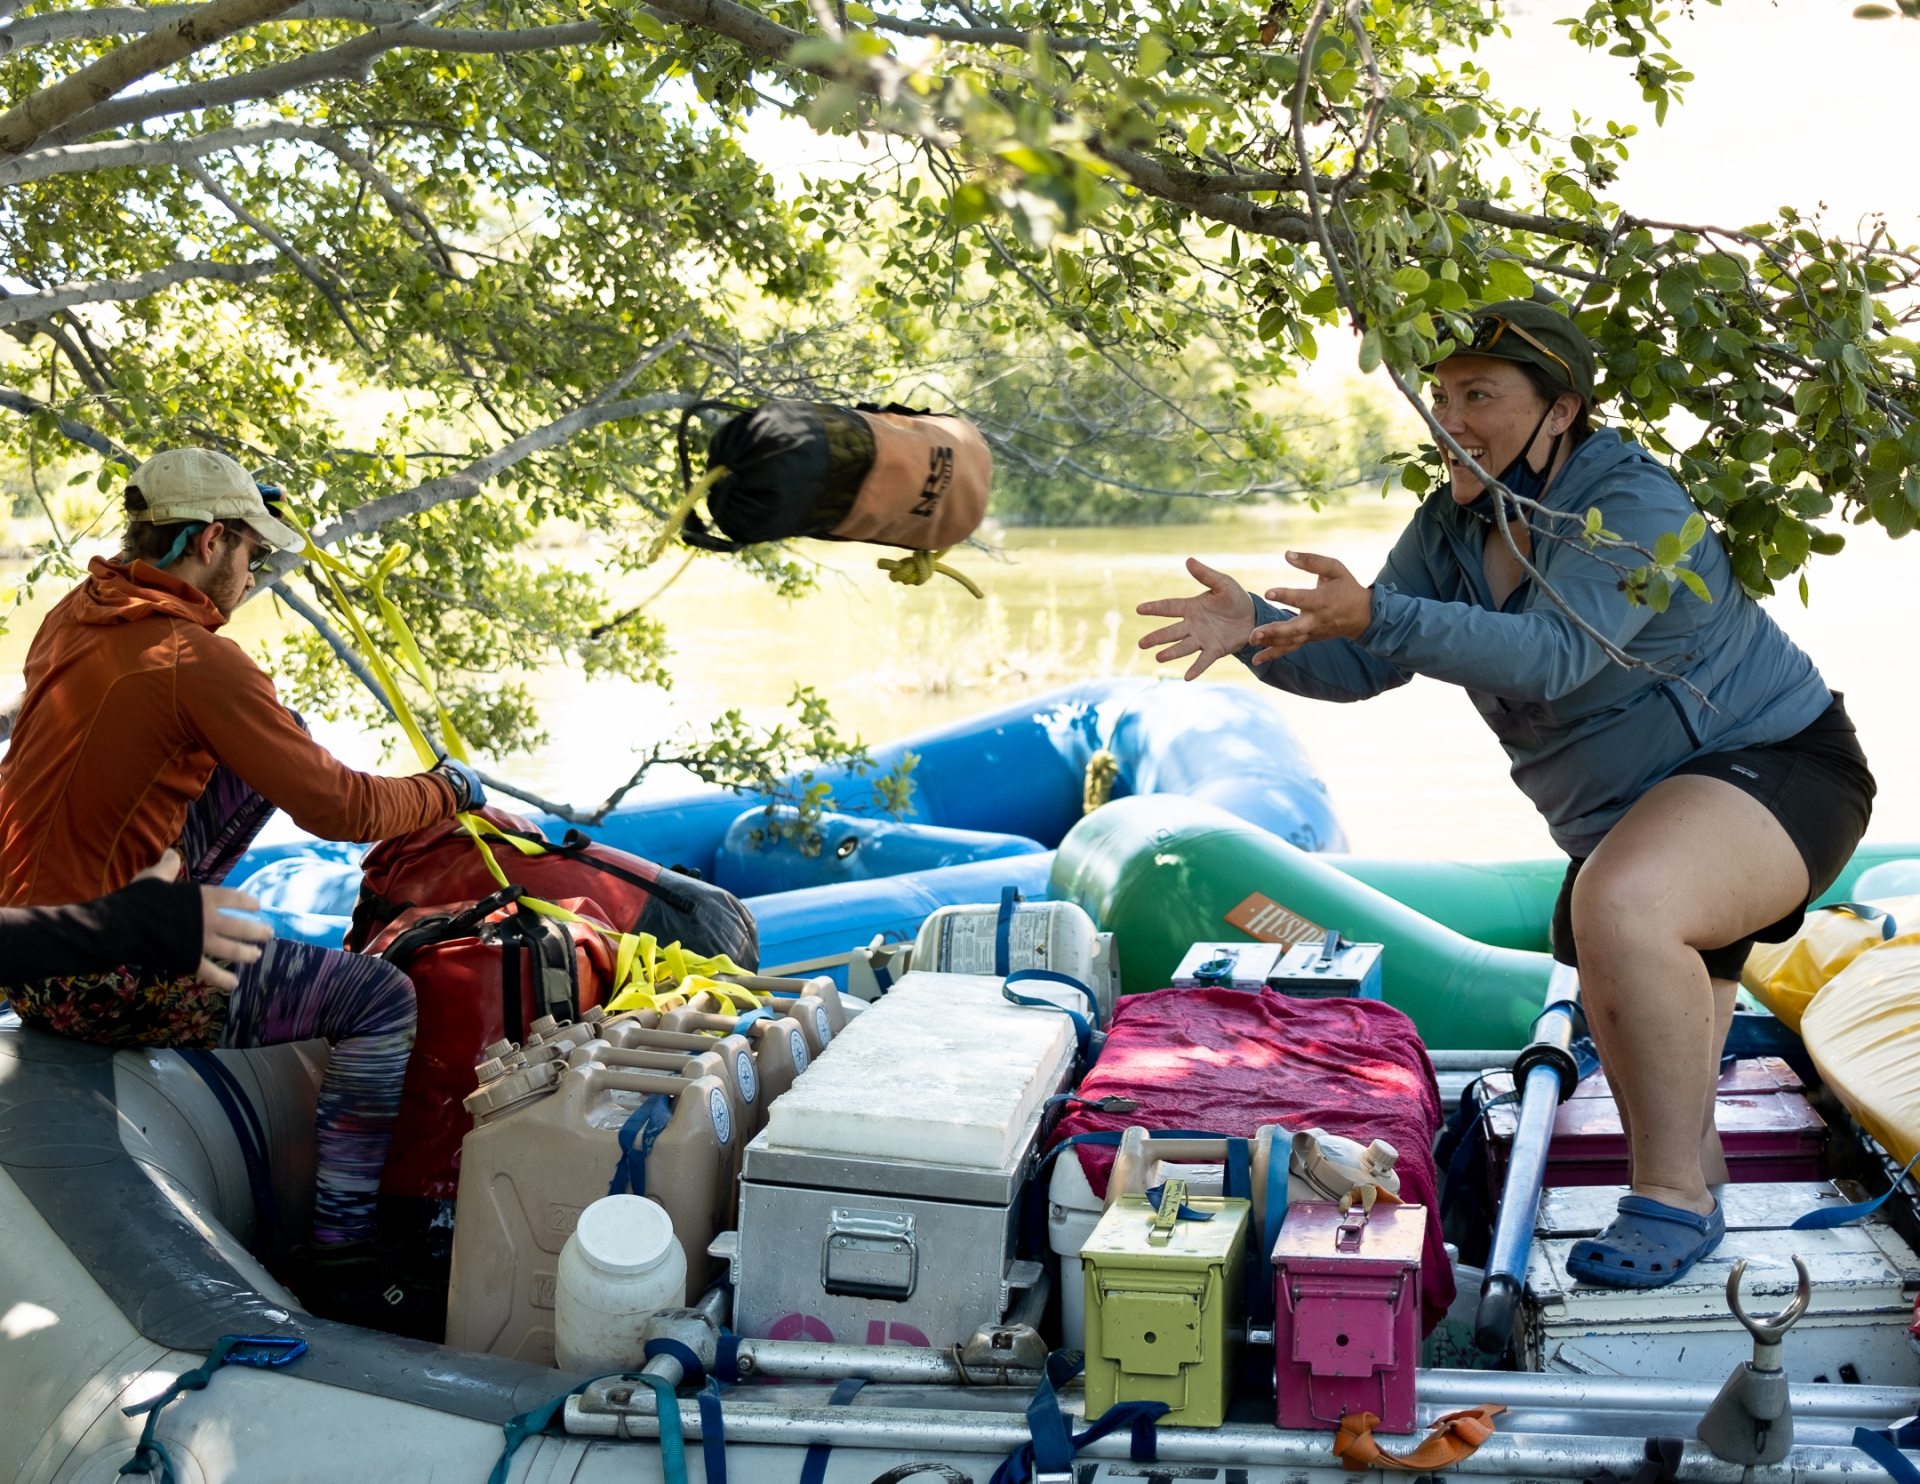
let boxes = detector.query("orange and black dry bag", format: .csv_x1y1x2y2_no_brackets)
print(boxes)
682,399,991,552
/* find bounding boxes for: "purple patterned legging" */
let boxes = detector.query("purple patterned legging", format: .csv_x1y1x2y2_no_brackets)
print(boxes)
9,756,415,1244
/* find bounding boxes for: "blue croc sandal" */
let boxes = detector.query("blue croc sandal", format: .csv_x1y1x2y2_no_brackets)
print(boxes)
1565,1195,1725,1288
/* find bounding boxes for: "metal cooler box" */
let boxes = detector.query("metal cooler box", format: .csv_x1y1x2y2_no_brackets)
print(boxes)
730,1106,1055,1346
727,970,1075,1347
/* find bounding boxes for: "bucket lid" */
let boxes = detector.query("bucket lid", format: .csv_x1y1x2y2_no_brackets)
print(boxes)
576,1194,679,1276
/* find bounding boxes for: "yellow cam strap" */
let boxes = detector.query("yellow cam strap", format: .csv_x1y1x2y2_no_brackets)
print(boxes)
282,514,744,1000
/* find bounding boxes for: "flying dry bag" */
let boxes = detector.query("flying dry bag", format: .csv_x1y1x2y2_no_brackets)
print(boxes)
681,399,991,552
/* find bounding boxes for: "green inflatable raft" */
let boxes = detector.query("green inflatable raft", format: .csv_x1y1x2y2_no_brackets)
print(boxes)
1051,795,1556,1049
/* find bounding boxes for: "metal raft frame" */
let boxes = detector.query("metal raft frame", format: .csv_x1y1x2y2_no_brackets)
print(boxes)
4,1018,1918,1484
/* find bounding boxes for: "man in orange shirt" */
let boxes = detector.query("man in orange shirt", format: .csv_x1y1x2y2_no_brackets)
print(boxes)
0,447,481,1331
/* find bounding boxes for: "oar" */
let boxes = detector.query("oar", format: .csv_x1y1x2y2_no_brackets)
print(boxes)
1474,961,1583,1355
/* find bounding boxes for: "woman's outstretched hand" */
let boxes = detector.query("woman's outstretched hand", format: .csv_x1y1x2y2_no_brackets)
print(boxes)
134,847,272,991
1136,558,1257,679
1249,552,1373,663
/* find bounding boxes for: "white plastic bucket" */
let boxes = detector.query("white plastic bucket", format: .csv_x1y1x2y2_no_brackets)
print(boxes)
553,1194,688,1372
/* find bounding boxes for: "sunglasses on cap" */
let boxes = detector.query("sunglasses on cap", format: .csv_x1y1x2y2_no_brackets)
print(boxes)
1466,314,1576,390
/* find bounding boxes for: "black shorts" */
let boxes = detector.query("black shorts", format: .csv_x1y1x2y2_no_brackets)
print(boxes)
1551,694,1876,981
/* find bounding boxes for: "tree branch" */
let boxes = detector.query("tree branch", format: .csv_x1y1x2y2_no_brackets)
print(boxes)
0,0,304,156
186,158,374,355
46,18,603,141
0,385,137,465
248,364,697,594
864,12,1105,50
0,0,422,54
0,258,275,326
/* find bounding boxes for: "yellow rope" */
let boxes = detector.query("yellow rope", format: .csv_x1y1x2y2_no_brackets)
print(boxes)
1083,749,1120,814
282,510,743,1003
643,465,728,569
876,546,984,599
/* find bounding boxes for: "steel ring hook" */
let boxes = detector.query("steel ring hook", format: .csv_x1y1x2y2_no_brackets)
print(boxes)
1726,1254,1812,1343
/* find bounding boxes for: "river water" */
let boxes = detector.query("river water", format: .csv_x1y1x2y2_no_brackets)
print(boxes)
4,500,1914,862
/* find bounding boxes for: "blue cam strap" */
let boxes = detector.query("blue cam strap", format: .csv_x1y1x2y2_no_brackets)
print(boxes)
1831,903,1900,940
698,1380,728,1484
1855,1426,1920,1484
995,885,1019,976
798,1376,867,1484
608,1094,673,1198
1003,972,1096,1062
643,1338,728,1484
120,1335,306,1483
989,1350,1167,1484
1793,1149,1920,1230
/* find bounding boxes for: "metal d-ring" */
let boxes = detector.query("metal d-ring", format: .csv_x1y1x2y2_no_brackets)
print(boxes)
1727,1255,1813,1343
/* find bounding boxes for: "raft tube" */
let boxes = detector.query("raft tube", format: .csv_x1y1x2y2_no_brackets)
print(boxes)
1324,856,1564,953
546,675,1345,883
748,852,1056,979
232,677,1345,952
1051,795,1555,1049
1318,842,1920,957
715,807,1045,899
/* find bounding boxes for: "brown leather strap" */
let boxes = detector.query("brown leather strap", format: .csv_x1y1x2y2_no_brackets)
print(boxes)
1333,1405,1505,1472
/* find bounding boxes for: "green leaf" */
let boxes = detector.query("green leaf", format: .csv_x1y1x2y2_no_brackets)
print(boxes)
1392,265,1432,294
1301,283,1340,315
1136,32,1172,77
1677,567,1712,603
1485,259,1534,302
1358,328,1384,374
1678,512,1707,550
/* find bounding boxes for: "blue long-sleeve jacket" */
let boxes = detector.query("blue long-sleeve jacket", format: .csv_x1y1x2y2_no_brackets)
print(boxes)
1238,428,1831,857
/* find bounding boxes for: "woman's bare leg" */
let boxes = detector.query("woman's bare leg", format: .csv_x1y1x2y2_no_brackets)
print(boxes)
1571,775,1805,1215
1702,978,1737,1185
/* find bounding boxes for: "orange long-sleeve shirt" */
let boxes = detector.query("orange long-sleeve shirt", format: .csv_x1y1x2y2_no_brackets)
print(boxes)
0,558,455,905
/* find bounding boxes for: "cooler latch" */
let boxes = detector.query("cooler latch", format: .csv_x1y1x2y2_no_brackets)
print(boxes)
822,1208,918,1300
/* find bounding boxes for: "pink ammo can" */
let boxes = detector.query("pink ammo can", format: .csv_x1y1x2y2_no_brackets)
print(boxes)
1271,1201,1427,1434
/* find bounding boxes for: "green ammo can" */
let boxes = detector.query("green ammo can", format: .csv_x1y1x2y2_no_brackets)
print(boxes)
1081,1185,1249,1428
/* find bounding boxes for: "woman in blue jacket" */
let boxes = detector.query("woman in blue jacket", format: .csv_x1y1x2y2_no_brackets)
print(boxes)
1138,300,1875,1288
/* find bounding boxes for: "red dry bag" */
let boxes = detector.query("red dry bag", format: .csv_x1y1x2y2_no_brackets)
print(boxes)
368,887,618,1201
347,806,758,970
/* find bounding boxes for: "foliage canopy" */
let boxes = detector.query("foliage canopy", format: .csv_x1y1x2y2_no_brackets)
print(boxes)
0,0,1914,770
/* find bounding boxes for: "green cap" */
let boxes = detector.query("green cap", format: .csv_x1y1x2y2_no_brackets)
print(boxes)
1439,299,1595,402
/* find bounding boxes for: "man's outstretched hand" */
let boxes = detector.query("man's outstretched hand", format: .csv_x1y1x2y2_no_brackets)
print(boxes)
1136,558,1257,680
1249,552,1373,663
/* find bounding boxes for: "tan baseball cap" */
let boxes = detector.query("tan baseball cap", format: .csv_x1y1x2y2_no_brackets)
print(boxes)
126,447,303,552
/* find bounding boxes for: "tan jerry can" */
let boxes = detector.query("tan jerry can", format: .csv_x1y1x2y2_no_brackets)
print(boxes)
590,1036,759,1157
720,974,849,1036
665,994,832,1063
445,1060,733,1364
634,1005,812,1106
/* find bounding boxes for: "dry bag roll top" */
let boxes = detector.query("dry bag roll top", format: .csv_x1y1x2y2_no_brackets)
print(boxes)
682,400,991,553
